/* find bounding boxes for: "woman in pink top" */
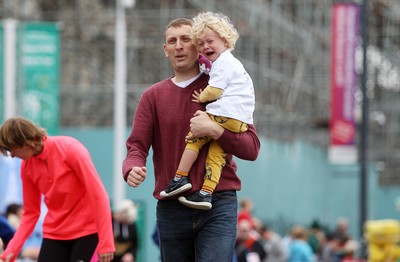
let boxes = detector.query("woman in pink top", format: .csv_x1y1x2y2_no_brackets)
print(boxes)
0,117,115,262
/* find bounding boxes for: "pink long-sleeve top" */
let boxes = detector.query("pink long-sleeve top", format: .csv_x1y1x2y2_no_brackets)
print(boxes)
1,136,115,261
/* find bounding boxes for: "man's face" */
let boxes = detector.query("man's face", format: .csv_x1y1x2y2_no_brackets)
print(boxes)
237,221,251,241
163,24,198,73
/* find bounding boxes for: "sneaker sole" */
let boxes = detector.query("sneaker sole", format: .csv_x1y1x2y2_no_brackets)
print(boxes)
159,183,192,198
178,196,212,210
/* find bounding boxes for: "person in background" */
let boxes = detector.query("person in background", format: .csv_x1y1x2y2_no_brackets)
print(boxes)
320,232,342,262
160,11,255,211
259,224,288,262
4,204,22,230
151,224,159,249
122,17,260,262
307,220,324,259
112,199,139,262
0,216,14,250
341,239,364,262
238,198,261,231
288,225,315,262
333,217,350,245
0,117,115,262
235,219,266,262
329,217,351,261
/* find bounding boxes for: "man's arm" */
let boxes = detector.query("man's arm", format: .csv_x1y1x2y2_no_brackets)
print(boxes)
188,110,260,161
122,93,153,181
218,124,259,161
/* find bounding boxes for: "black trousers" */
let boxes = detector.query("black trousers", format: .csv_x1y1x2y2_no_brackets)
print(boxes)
38,233,98,262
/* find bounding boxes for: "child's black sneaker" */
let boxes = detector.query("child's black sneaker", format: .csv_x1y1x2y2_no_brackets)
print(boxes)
178,191,212,210
160,177,192,198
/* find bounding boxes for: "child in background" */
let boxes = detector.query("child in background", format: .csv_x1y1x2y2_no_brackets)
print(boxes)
160,11,255,210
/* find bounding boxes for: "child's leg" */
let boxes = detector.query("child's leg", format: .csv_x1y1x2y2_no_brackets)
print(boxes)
201,140,227,195
209,115,248,133
175,149,199,179
178,117,246,209
160,133,210,198
174,133,211,180
199,117,245,194
177,141,226,210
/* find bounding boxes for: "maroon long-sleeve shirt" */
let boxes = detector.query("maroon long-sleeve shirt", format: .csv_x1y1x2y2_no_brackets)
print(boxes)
123,73,260,199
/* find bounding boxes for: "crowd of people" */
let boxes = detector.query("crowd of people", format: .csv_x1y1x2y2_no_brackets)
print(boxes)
234,198,366,262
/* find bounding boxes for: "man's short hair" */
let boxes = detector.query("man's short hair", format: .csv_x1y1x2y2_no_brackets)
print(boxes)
164,18,193,39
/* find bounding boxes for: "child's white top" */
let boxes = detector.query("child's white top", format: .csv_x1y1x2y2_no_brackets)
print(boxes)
207,50,255,124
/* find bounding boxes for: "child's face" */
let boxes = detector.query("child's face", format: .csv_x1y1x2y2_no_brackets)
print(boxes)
197,27,228,62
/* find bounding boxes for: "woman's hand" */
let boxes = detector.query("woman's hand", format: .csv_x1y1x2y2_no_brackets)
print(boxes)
0,252,14,262
99,252,114,262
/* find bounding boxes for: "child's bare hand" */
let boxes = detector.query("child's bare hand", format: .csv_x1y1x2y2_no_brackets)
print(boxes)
192,89,203,103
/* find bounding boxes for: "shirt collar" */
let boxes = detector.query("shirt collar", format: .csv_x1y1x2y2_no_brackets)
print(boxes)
33,136,49,160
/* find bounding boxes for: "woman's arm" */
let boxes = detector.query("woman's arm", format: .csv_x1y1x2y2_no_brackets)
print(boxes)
1,167,41,262
68,141,115,256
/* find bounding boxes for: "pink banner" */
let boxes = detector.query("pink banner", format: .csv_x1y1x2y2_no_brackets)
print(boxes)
330,3,360,147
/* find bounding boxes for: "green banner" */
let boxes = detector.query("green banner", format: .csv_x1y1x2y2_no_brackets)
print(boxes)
0,24,3,123
18,23,61,135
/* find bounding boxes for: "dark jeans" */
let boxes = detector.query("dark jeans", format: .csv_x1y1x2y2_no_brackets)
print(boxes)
38,233,98,262
157,190,238,262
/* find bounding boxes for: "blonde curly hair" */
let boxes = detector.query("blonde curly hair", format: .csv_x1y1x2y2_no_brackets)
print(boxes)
191,11,239,50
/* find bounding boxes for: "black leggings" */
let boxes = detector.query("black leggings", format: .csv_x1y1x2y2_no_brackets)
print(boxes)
38,233,98,262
